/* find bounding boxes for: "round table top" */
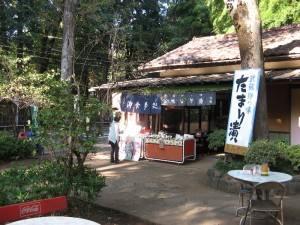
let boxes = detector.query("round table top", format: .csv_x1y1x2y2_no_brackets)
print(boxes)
228,170,293,184
8,216,100,225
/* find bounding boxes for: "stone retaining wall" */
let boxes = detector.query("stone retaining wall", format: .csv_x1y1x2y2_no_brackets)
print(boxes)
206,168,300,195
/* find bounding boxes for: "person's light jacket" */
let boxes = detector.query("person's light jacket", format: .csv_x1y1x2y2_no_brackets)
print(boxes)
108,121,119,143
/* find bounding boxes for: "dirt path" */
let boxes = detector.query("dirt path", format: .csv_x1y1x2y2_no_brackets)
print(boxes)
88,143,300,225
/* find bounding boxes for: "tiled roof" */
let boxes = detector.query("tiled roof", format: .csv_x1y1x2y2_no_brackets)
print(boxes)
93,24,300,91
139,23,300,73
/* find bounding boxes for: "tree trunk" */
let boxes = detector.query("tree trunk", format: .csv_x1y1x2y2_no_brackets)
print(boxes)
0,2,9,53
224,0,268,139
39,32,49,73
61,0,77,80
61,0,77,172
101,34,111,84
39,26,59,73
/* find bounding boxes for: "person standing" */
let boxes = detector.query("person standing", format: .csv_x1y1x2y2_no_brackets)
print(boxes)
108,113,121,163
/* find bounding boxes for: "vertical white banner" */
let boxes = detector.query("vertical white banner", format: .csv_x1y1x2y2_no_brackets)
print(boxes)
225,69,261,155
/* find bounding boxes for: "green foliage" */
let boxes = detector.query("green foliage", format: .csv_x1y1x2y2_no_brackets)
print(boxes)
213,139,296,175
214,139,300,174
162,0,213,51
206,0,300,35
214,157,245,173
207,129,226,150
0,63,58,109
271,138,289,153
0,160,106,206
0,132,36,161
260,0,300,28
1,0,300,89
274,156,295,175
35,79,110,166
0,73,108,200
245,139,280,166
284,145,300,172
206,0,235,34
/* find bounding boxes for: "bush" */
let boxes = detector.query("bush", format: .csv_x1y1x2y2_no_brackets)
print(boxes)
275,156,295,174
245,139,280,166
284,145,300,172
213,157,245,173
0,132,35,161
0,160,106,206
207,129,226,151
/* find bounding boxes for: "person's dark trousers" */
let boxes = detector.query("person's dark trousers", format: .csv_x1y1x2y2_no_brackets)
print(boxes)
109,140,119,162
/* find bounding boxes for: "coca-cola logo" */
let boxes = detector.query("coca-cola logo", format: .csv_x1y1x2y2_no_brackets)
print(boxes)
20,202,41,217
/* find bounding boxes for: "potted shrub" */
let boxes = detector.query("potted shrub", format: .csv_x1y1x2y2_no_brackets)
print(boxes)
207,129,226,152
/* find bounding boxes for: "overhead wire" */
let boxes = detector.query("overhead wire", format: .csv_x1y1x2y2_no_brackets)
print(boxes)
0,43,150,71
0,27,159,63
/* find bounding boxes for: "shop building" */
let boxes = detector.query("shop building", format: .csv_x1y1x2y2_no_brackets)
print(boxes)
91,23,300,162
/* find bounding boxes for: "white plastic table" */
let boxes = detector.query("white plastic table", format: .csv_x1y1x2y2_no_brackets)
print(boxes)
228,170,293,184
8,216,100,225
228,169,293,219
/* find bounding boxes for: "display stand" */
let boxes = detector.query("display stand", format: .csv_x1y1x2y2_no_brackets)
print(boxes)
119,136,145,161
145,138,196,164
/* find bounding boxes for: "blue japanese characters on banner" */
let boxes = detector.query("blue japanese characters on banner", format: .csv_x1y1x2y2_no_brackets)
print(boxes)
125,93,135,112
161,92,216,106
120,91,216,114
195,92,216,106
186,93,197,106
225,69,261,148
160,94,168,105
196,93,205,106
120,93,161,114
133,95,147,114
205,92,216,105
150,95,161,114
177,94,186,106
120,93,127,112
161,94,177,106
